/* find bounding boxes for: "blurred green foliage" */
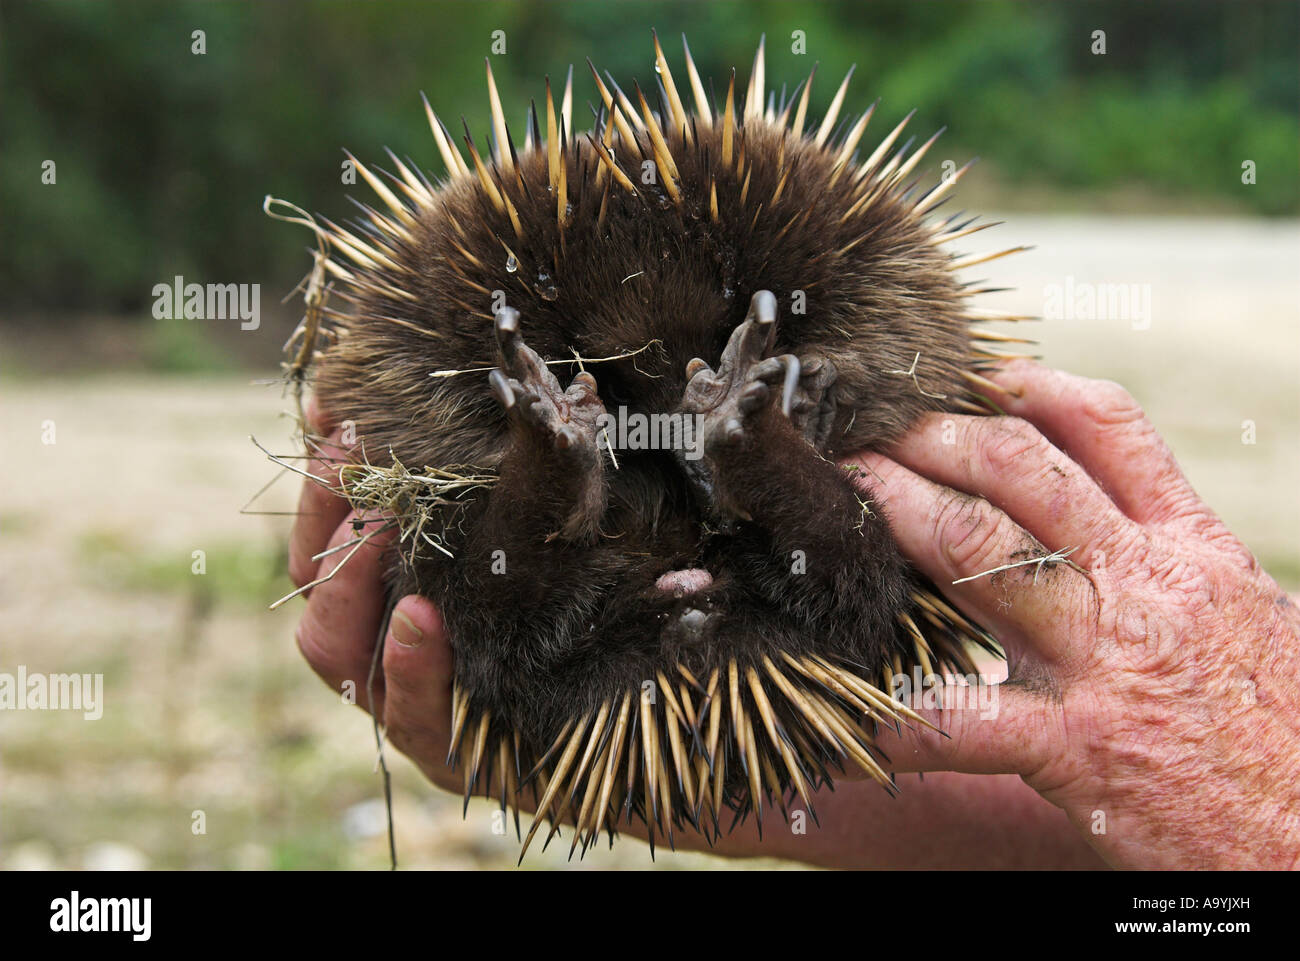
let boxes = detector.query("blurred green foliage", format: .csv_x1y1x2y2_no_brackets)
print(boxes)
2,0,1296,314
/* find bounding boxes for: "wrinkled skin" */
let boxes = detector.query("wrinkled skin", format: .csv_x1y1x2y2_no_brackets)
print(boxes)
289,360,1300,869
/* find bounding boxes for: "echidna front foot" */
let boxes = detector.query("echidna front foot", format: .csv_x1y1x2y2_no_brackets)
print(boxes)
750,352,839,451
677,291,794,457
680,290,836,457
676,289,828,521
491,306,607,464
489,306,608,540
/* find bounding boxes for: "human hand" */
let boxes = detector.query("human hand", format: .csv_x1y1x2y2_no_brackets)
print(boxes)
286,402,463,797
850,360,1300,870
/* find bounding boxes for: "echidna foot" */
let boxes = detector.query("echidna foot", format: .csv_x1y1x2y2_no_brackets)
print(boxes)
753,353,839,450
678,290,796,455
489,306,606,465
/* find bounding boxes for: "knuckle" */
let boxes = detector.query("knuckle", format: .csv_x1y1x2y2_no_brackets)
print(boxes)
293,618,327,671
1081,380,1144,430
978,419,1050,479
293,616,349,684
1151,553,1217,616
932,491,1005,572
1107,595,1185,674
287,550,315,590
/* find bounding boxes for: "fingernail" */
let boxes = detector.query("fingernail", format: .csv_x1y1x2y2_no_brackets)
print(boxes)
390,609,423,648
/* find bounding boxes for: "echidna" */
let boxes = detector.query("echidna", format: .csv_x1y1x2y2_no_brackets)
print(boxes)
267,33,1027,860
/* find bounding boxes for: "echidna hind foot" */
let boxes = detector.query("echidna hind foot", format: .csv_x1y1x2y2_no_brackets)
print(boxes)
269,31,1026,860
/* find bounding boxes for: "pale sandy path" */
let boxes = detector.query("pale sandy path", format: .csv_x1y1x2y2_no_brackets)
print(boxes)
962,214,1300,573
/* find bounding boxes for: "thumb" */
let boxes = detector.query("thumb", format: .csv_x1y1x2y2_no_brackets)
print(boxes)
380,595,457,790
874,680,1055,777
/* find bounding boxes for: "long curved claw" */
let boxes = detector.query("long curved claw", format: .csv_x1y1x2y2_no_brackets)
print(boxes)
495,307,522,365
719,290,779,376
489,368,516,409
750,354,801,418
779,354,801,418
747,290,778,357
749,289,777,327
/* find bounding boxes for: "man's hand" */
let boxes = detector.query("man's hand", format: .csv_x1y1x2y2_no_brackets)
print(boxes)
850,360,1300,870
287,405,462,797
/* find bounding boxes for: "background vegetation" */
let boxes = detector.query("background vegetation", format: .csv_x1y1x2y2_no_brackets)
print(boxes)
2,0,1297,322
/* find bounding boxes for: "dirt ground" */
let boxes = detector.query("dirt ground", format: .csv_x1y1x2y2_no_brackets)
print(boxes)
1,215,1296,869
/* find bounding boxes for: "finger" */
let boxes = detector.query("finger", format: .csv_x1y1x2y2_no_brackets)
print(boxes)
380,595,456,789
979,361,1204,529
288,426,353,589
887,412,1137,567
874,680,1055,777
851,453,1098,662
294,512,397,707
699,773,1102,868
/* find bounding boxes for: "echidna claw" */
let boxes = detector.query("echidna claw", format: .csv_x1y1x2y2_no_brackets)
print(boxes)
750,289,777,326
495,306,520,334
779,353,801,418
489,368,516,409
495,306,522,362
751,352,837,445
749,353,800,417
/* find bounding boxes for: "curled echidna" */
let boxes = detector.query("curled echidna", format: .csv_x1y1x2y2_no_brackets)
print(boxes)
268,33,1028,860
